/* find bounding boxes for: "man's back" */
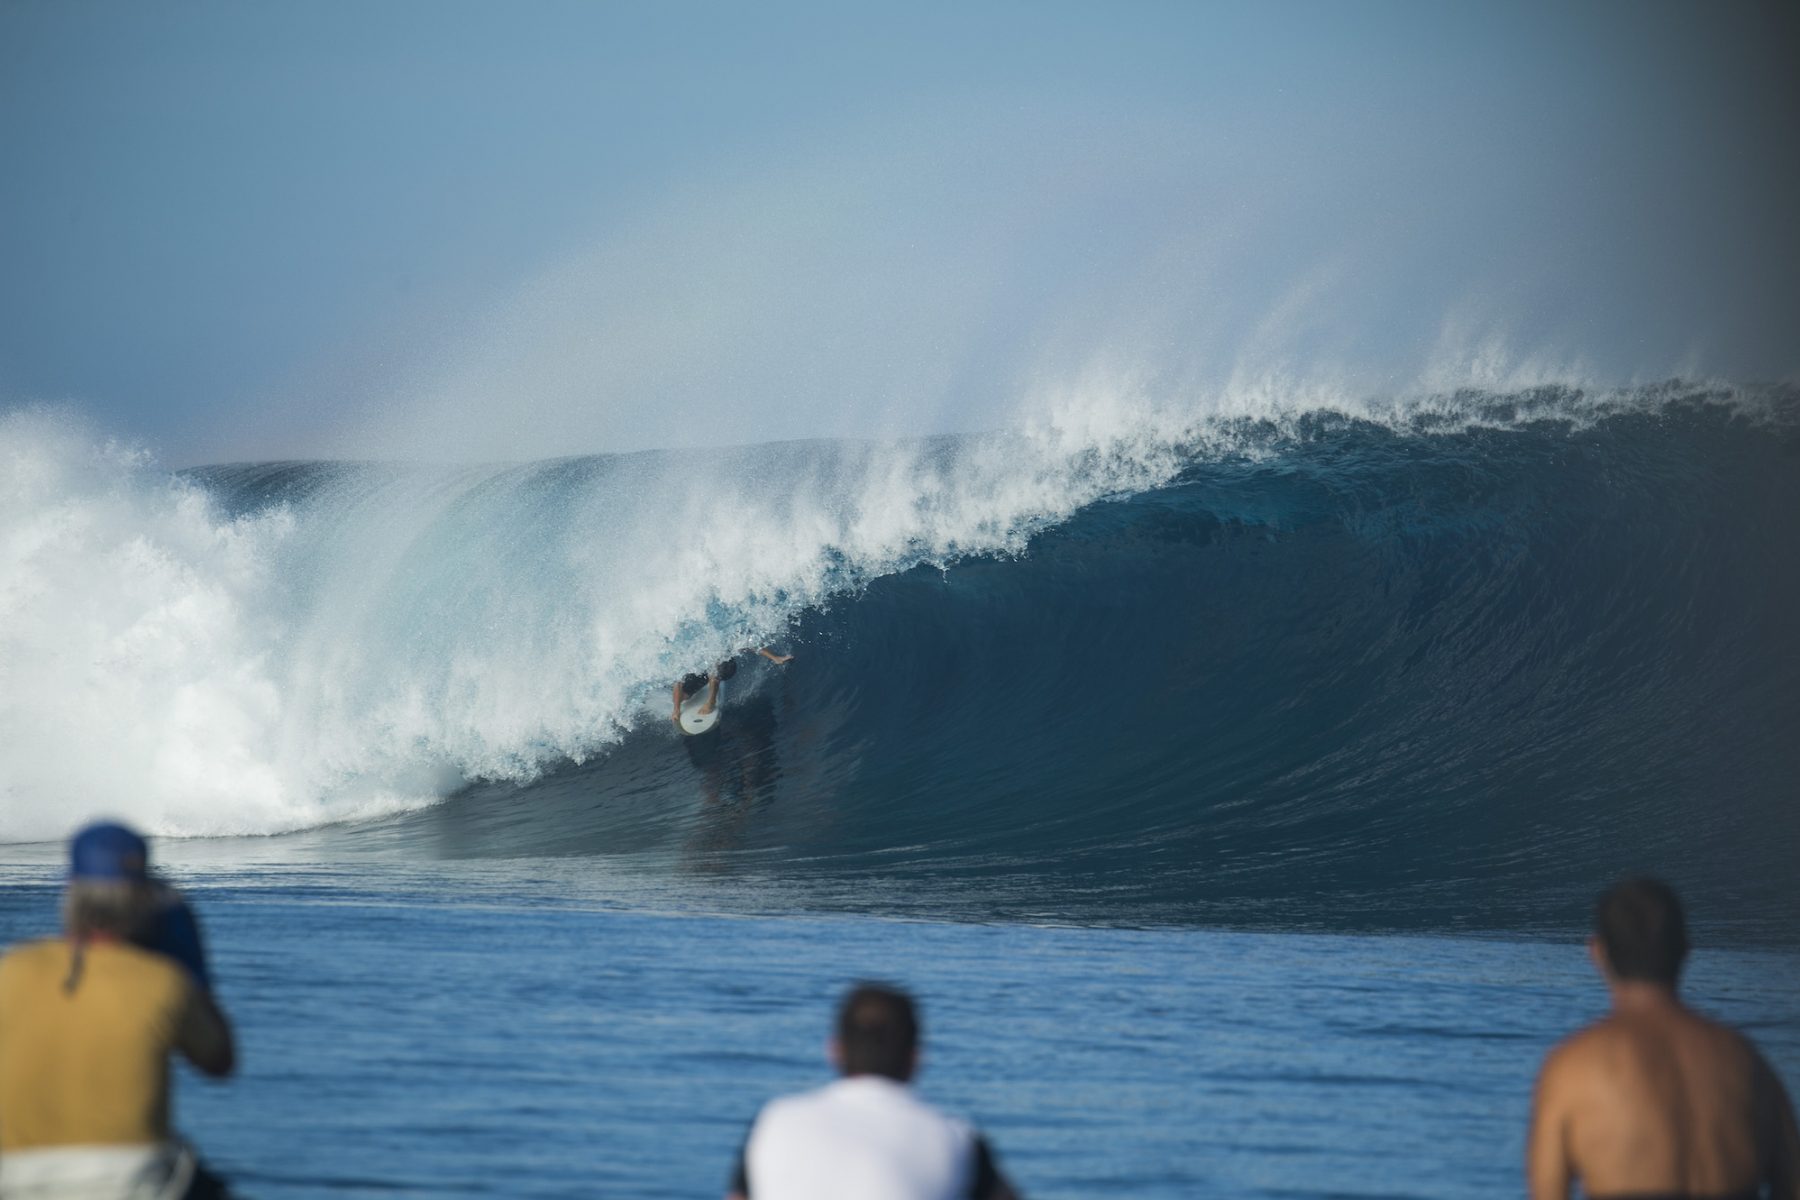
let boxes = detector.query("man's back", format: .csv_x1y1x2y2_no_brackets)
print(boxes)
740,1076,995,1200
1532,1000,1795,1199
0,939,209,1152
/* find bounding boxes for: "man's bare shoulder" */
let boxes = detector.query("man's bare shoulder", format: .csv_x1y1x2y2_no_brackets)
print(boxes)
1536,1014,1668,1092
1645,1003,1765,1069
1557,1004,1741,1047
1723,1023,1788,1093
1544,1005,1766,1097
1541,1019,1618,1073
1535,1021,1613,1121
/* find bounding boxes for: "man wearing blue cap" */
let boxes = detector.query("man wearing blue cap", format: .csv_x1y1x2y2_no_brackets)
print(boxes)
0,822,236,1199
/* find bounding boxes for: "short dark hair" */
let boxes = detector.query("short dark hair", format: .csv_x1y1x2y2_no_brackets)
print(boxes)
1594,877,1689,985
836,982,919,1081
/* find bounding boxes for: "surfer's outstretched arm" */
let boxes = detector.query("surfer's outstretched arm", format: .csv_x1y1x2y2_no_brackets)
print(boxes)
757,647,793,664
700,674,721,715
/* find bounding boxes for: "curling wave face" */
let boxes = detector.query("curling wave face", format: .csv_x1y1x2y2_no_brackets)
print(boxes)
2,386,1797,936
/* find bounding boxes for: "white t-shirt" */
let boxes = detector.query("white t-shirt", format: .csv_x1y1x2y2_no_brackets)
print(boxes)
736,1075,1009,1200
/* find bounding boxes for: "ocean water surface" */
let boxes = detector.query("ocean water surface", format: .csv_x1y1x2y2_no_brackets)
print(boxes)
0,863,1795,1199
3,382,1797,1196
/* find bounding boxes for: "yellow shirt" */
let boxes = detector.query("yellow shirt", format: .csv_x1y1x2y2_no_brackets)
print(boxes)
0,939,219,1151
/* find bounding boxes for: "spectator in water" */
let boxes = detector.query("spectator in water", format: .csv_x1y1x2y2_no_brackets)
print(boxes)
674,646,793,726
727,981,1020,1200
1528,877,1799,1200
0,821,236,1199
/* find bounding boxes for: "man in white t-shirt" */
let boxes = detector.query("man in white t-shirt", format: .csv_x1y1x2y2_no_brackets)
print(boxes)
726,983,1020,1200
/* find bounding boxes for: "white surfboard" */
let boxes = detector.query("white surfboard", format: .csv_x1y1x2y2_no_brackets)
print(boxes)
679,682,721,735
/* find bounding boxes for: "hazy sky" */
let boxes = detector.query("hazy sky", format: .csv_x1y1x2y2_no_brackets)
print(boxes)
3,0,1796,464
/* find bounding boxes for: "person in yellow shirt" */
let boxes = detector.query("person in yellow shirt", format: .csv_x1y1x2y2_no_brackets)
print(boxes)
0,822,236,1199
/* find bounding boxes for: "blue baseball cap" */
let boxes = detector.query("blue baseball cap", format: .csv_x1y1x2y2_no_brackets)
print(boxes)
69,822,149,881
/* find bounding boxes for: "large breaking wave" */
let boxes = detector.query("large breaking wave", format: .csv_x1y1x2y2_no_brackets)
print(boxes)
3,384,1796,933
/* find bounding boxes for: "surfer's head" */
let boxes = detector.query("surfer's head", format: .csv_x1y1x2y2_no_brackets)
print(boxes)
62,821,158,941
832,982,920,1082
1592,876,1689,987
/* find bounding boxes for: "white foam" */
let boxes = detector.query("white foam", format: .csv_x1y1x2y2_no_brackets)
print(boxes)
1,410,306,840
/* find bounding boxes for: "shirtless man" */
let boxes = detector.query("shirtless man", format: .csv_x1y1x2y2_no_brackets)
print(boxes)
1528,877,1799,1200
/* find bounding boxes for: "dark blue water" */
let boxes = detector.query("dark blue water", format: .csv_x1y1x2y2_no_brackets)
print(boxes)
0,866,1795,1200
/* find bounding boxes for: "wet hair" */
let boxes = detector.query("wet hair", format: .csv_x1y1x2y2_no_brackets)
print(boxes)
714,658,738,682
680,672,708,698
1594,877,1689,986
836,982,920,1081
62,877,159,942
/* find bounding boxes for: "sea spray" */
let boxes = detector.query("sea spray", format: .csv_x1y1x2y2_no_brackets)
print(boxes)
0,410,297,838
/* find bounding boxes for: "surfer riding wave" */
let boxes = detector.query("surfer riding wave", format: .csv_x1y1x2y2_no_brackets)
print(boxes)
674,647,793,729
